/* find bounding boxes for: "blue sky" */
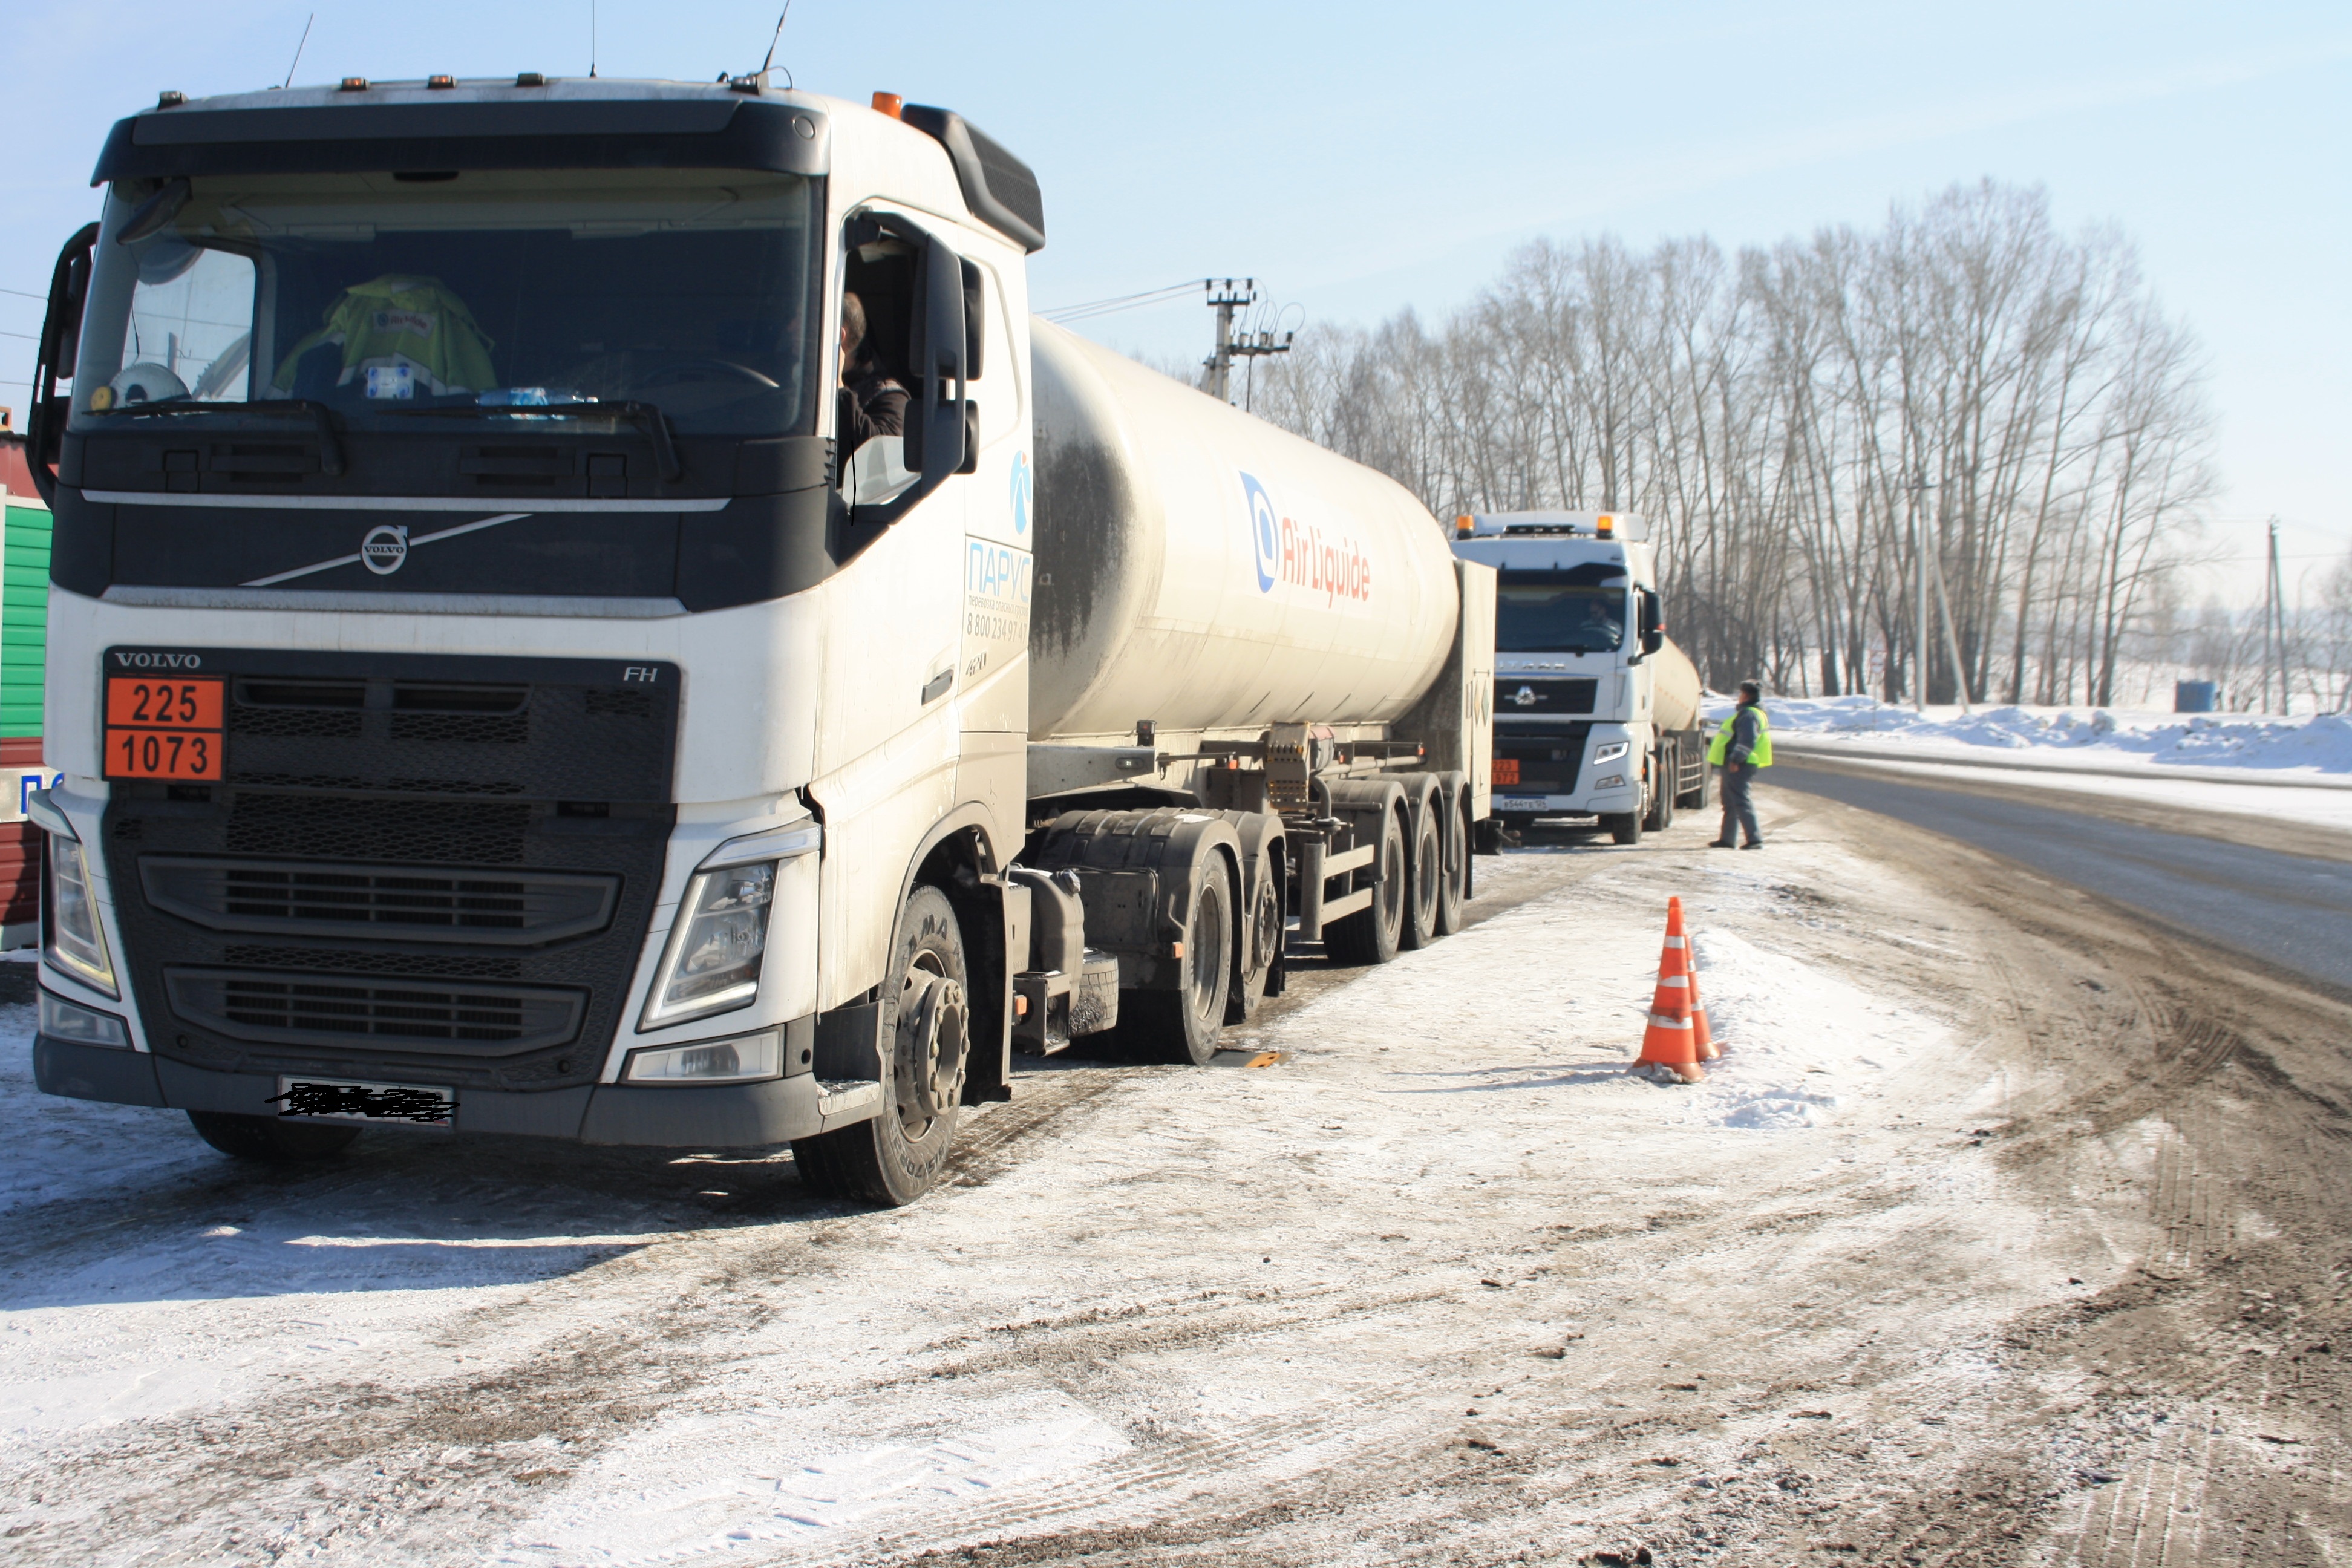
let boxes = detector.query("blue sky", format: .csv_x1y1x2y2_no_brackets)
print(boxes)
4,1,2345,604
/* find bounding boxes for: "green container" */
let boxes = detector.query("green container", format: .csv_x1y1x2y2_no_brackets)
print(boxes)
1,496,51,741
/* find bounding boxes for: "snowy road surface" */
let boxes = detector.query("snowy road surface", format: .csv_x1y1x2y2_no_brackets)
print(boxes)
2,795,2347,1564
1769,761,2352,990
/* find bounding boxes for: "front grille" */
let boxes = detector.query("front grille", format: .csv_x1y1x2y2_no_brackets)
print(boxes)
1495,722,1592,792
141,857,619,944
226,795,533,862
105,648,679,1093
1495,677,1598,715
166,967,584,1055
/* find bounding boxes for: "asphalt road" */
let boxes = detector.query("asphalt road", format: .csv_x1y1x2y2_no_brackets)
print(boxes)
1768,761,2352,993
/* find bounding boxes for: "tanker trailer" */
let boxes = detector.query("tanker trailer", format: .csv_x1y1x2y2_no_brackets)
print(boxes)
1009,320,1495,1063
22,77,1492,1206
1452,512,1707,844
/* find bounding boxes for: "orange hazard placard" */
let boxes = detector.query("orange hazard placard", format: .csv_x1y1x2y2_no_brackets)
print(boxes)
105,676,224,730
104,676,225,780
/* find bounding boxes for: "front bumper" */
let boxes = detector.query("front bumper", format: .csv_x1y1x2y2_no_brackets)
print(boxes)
33,1028,864,1148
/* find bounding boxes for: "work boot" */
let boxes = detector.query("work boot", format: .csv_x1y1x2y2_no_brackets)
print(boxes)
1740,840,1765,850
1708,840,1737,849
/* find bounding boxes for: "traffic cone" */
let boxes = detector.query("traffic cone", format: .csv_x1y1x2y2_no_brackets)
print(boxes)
1635,901,1706,1083
1670,897,1719,1061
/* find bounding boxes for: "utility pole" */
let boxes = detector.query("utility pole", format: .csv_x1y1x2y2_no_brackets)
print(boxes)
1203,279,1253,403
1907,469,1932,711
2265,517,2290,715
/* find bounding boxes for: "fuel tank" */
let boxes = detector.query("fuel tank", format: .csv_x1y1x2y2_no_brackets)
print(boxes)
1027,319,1458,742
1650,638,1702,734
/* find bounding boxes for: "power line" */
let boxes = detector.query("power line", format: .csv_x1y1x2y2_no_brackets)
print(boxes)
1038,279,1208,325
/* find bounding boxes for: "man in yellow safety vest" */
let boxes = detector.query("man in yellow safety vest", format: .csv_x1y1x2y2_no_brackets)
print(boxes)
1706,680,1772,849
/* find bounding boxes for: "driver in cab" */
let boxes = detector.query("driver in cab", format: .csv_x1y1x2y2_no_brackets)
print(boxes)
837,292,906,451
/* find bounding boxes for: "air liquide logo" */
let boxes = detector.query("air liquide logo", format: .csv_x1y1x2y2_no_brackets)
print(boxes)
1243,471,1280,593
361,525,410,575
1241,470,1373,607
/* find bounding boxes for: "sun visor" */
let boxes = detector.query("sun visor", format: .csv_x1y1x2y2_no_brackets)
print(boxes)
901,105,1045,253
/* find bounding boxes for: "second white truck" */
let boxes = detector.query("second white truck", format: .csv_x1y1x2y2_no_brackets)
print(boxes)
1452,512,1707,845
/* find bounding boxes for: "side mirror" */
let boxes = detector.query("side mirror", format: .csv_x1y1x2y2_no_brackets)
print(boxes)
1638,587,1665,655
902,226,969,481
25,223,100,508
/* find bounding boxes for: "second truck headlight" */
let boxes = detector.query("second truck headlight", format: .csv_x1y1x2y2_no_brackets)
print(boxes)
640,863,776,1030
1592,740,1631,764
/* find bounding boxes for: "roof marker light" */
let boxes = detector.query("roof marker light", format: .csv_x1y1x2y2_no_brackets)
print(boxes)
1596,514,1615,537
871,91,904,119
427,74,456,90
339,76,368,92
156,90,186,109
1455,515,1474,537
515,71,547,87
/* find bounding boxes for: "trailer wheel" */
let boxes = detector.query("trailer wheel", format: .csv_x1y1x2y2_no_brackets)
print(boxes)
1400,795,1443,951
1226,866,1281,1024
1434,793,1470,935
1325,806,1406,965
1128,852,1234,1064
186,1111,359,1163
793,886,968,1207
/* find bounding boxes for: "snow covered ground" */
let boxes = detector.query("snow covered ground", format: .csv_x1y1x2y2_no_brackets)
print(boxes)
0,815,2096,1566
1708,694,2352,782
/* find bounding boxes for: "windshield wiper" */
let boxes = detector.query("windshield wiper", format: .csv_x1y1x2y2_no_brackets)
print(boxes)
374,400,682,481
107,399,344,476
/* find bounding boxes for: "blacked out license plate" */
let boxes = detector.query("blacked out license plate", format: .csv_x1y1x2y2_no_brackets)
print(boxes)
273,1077,455,1126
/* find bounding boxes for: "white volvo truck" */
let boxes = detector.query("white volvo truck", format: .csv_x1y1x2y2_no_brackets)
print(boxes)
21,76,1496,1204
1452,512,1704,846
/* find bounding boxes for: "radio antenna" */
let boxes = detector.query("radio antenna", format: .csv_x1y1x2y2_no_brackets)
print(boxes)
759,1,794,82
282,12,315,90
589,0,598,77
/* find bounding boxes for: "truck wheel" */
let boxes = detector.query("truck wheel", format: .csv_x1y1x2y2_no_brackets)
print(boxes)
1325,806,1406,965
1400,797,1443,951
1434,795,1469,935
1642,742,1674,834
793,885,968,1207
1128,852,1234,1064
1226,867,1281,1024
1605,809,1642,846
186,1111,359,1163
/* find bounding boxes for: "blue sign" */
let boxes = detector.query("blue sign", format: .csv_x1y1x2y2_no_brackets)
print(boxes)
1009,451,1032,537
1243,471,1278,593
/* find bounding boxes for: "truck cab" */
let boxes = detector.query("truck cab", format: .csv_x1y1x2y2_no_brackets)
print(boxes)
1451,512,1704,844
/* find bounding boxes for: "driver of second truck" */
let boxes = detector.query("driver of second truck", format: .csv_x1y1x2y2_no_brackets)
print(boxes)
1708,680,1772,850
836,292,907,451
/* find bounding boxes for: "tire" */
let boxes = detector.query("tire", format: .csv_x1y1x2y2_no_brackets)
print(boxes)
1434,794,1469,936
1400,793,1443,951
792,885,969,1207
1325,806,1406,965
1226,864,1282,1025
1128,851,1235,1064
1605,809,1642,846
1642,742,1674,834
187,1111,358,1163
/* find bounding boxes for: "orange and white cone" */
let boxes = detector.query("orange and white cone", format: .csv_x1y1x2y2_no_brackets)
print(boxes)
1635,901,1706,1083
1668,897,1719,1062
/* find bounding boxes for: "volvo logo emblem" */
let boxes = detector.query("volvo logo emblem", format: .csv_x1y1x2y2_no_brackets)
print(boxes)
361,525,410,575
1511,684,1538,708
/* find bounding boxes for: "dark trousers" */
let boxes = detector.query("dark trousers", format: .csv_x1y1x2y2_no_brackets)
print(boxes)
1717,764,1760,845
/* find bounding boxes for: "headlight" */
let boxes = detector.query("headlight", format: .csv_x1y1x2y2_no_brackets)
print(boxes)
624,1028,782,1085
639,861,776,1030
1592,740,1631,764
39,988,129,1047
45,834,119,998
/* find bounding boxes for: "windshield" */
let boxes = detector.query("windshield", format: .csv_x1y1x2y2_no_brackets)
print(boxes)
70,169,820,436
1495,567,1628,653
